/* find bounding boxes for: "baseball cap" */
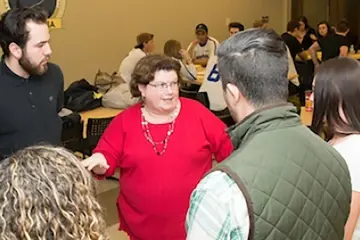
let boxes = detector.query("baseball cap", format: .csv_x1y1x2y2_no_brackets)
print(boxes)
195,23,208,33
135,33,154,48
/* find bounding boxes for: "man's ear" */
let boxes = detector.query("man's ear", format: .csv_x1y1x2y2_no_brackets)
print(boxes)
226,83,242,103
8,43,22,60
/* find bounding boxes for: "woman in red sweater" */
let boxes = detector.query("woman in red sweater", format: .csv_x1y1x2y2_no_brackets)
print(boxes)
82,54,233,240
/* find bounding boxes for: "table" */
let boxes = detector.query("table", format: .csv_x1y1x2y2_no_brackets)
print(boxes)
79,107,123,137
300,106,313,126
288,73,299,81
296,51,360,61
316,52,360,60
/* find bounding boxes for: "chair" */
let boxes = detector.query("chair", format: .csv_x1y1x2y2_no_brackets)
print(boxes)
61,113,84,153
82,117,119,181
82,117,114,156
196,92,210,109
179,88,210,108
181,83,200,92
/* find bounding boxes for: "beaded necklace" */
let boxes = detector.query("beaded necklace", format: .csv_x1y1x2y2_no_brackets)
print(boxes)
141,102,180,155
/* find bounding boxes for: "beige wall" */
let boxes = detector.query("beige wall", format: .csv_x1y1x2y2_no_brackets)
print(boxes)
303,0,328,27
1,0,290,87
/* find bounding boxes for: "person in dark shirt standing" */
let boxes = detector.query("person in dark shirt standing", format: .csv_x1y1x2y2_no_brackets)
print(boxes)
309,21,350,68
281,20,308,62
0,6,64,160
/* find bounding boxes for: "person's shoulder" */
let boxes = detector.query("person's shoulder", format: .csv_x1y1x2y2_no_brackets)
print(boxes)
208,36,219,45
189,40,198,46
109,101,141,128
333,34,346,41
281,32,289,39
116,101,141,118
128,48,146,60
334,135,360,159
308,27,316,34
195,170,237,202
46,63,63,84
282,33,296,43
172,57,182,64
47,62,62,74
180,97,208,111
47,62,63,75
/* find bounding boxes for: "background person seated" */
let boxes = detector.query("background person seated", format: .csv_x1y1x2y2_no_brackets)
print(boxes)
0,145,109,239
338,19,360,53
199,22,244,111
281,20,308,62
316,21,334,39
309,21,350,68
187,23,219,67
164,39,197,82
228,22,244,36
117,32,155,83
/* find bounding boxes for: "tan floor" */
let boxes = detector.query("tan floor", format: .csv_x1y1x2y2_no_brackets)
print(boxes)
95,171,130,239
107,224,129,240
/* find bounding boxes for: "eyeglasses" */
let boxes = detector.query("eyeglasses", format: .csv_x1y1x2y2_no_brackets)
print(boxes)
148,81,179,91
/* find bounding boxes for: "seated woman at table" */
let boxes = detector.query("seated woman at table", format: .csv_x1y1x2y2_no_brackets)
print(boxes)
311,57,360,240
0,145,108,240
82,54,233,240
309,21,350,67
316,21,334,39
164,39,197,82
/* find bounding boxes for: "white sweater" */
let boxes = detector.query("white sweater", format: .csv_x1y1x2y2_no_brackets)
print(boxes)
173,58,197,81
187,36,219,60
117,48,146,83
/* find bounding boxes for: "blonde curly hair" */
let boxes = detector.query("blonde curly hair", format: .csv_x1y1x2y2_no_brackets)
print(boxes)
0,145,109,240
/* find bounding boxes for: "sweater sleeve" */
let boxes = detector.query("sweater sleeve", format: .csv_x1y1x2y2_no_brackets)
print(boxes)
93,115,124,177
200,105,233,162
180,60,197,81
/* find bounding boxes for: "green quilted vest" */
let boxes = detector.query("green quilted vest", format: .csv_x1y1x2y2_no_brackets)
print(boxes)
213,104,352,240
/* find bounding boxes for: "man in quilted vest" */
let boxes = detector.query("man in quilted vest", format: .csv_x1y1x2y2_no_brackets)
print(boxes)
186,28,352,240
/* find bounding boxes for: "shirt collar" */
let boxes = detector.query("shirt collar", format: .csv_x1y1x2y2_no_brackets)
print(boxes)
227,103,300,149
0,55,28,87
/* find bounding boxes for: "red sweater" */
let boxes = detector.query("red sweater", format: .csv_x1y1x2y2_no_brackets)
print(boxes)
94,98,233,240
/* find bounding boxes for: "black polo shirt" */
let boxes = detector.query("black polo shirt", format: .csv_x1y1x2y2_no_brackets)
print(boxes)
0,58,64,159
281,32,303,61
318,34,351,62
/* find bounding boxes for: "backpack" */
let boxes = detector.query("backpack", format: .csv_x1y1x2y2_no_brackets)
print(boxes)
94,69,126,93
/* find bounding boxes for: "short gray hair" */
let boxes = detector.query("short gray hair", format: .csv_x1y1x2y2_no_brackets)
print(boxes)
217,28,289,108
